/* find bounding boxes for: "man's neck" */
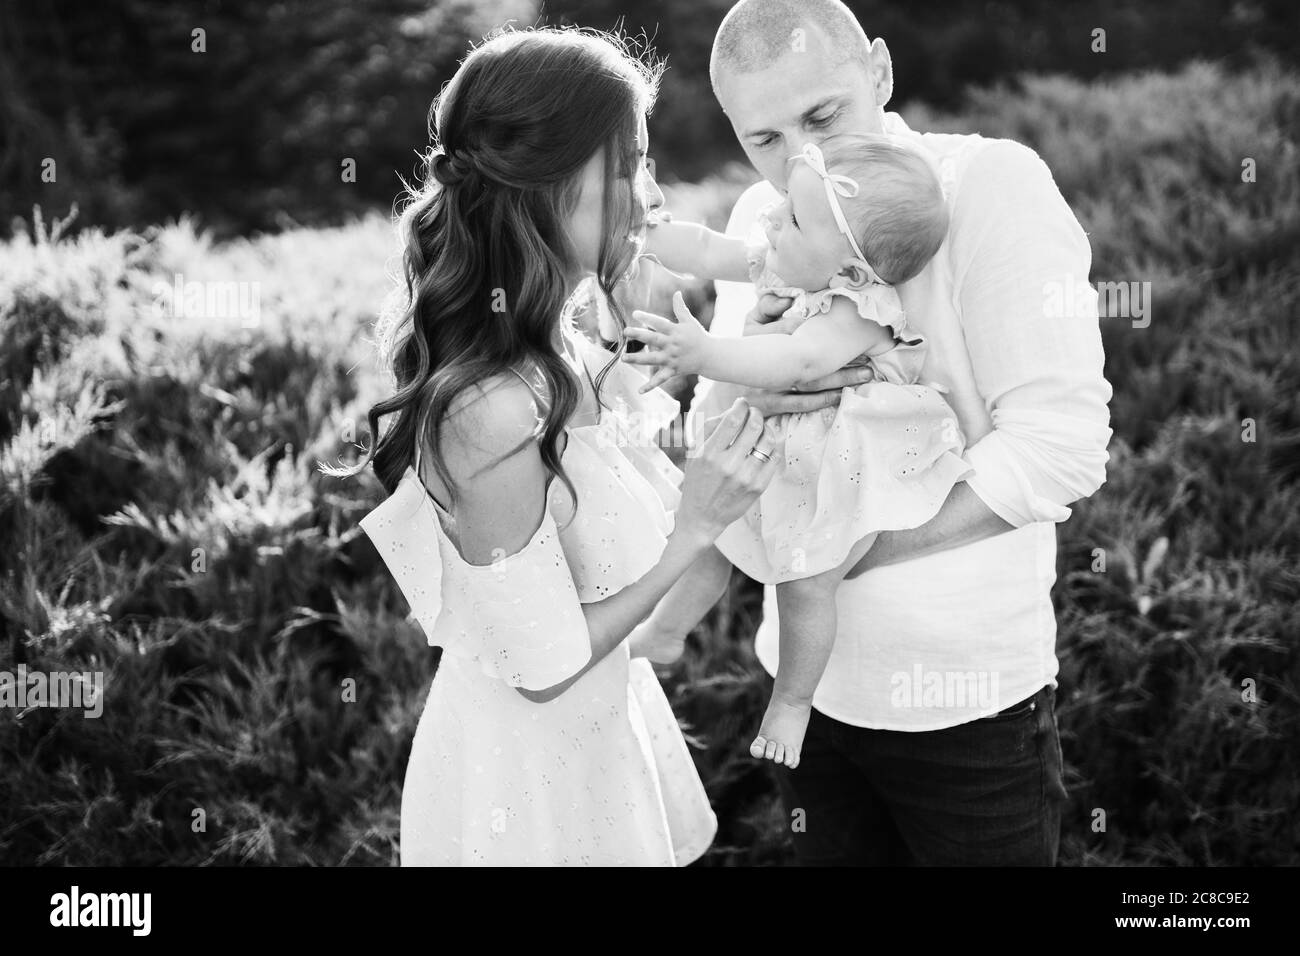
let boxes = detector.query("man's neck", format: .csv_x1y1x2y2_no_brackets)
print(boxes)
882,110,917,137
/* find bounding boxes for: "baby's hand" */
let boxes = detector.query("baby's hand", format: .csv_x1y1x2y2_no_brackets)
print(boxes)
744,291,802,337
622,290,713,394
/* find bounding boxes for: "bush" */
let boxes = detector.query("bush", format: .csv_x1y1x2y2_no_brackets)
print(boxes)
1,61,1296,865
5,0,1297,235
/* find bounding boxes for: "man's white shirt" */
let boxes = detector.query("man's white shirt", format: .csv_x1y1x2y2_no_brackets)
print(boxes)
689,112,1113,730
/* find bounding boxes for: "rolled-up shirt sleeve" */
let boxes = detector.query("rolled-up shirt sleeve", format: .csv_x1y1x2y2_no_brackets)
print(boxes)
950,140,1113,527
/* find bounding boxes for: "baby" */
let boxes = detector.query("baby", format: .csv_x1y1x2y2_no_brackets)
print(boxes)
627,133,972,768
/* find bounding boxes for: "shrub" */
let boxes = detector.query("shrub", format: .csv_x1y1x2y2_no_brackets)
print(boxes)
1,61,1296,866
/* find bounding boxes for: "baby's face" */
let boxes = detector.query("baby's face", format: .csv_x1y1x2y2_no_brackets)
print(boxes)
760,161,860,291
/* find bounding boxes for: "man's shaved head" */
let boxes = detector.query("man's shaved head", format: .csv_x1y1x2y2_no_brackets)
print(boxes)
709,0,871,91
708,0,891,189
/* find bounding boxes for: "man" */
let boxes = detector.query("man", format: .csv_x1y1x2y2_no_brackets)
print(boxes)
687,0,1113,865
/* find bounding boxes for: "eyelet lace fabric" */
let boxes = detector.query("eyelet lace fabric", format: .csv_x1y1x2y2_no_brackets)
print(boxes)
713,235,976,584
359,331,716,865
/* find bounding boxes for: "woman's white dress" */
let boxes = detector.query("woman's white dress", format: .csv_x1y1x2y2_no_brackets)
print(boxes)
360,328,717,865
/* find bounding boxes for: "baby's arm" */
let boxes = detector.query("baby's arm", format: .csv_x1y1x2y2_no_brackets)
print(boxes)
643,219,752,283
627,293,895,393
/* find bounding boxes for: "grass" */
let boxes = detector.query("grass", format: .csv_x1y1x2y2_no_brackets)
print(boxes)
1,60,1297,866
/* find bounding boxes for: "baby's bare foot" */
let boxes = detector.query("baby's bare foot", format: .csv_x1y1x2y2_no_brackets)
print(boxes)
749,693,812,769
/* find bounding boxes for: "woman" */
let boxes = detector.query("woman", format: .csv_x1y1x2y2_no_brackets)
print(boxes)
355,26,781,865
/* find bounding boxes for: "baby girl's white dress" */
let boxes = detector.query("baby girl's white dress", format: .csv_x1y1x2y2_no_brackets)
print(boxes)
360,328,717,865
713,240,974,583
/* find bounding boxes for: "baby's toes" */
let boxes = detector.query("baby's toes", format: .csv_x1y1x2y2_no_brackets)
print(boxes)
750,736,768,759
783,747,800,769
764,739,780,762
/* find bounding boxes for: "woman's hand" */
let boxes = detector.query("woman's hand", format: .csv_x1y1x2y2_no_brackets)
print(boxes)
674,397,780,547
623,291,713,393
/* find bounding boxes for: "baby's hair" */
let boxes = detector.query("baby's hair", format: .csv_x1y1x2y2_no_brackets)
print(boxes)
816,133,949,285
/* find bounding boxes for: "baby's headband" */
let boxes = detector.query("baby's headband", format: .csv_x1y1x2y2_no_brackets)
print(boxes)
787,142,887,286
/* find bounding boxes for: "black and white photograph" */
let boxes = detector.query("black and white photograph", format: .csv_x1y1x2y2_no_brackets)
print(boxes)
0,0,1296,926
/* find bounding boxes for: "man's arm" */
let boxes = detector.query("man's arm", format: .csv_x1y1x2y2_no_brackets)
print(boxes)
845,484,1012,577
848,138,1113,576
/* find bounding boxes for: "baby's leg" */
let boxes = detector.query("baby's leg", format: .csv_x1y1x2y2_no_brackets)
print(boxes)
751,575,837,769
751,532,879,769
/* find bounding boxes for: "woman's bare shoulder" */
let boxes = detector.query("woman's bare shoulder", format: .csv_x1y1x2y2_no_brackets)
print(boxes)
437,372,546,481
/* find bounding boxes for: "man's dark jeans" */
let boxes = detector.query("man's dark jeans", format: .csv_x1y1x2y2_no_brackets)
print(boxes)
770,682,1067,865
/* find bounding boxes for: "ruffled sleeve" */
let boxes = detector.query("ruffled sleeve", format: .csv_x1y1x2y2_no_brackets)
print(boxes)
805,279,909,337
360,469,593,691
793,280,929,382
863,335,928,385
546,334,686,602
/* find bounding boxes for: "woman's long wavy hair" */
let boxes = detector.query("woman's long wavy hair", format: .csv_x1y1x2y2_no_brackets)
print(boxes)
344,26,662,516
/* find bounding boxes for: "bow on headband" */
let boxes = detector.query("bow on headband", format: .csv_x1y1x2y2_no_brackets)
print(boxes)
788,142,887,286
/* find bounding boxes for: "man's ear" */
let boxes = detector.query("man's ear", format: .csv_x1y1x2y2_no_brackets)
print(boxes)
867,37,893,109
